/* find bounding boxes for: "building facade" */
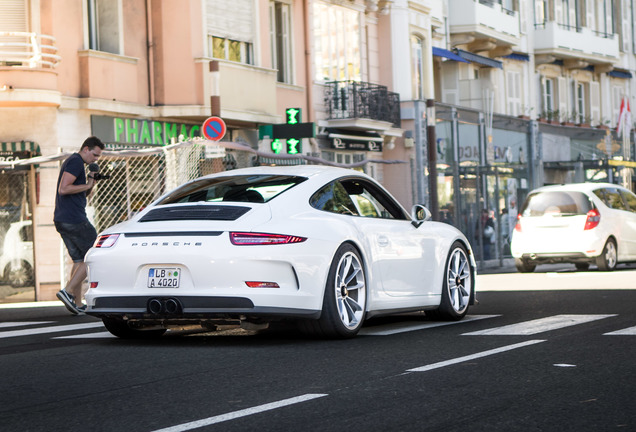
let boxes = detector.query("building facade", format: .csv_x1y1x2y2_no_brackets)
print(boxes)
0,0,635,302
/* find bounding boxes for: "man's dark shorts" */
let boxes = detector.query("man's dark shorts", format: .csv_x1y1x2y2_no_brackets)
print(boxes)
55,221,98,262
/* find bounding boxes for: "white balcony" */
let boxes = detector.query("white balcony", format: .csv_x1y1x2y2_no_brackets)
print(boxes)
448,0,520,46
534,22,620,64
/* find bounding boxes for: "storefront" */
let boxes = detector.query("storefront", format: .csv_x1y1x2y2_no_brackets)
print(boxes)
0,142,40,301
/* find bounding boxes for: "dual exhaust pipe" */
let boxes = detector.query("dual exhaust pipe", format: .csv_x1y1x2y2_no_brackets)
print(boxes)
147,298,182,315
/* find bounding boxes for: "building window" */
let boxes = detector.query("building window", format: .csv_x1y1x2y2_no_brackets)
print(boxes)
313,2,361,81
534,0,547,27
206,0,255,65
411,36,425,100
209,36,253,64
270,1,292,83
542,77,555,116
506,71,521,116
87,0,121,54
575,82,587,123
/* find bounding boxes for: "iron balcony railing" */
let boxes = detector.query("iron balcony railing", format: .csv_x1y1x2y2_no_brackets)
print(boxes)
0,32,60,68
324,80,401,128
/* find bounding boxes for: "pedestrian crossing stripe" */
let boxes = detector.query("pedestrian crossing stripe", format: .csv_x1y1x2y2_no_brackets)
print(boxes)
0,322,104,339
462,314,617,336
604,326,636,335
359,315,500,336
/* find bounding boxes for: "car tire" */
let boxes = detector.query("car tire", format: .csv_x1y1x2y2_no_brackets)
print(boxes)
299,243,366,338
596,238,617,271
102,317,167,339
575,263,590,271
515,258,536,273
427,242,472,321
4,261,34,287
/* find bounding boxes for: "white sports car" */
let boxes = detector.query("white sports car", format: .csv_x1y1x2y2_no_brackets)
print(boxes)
85,166,476,338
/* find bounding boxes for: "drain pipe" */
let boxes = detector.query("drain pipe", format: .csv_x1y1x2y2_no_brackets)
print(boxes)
145,0,155,107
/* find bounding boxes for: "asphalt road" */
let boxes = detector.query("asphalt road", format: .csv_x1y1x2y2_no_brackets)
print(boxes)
1,267,635,432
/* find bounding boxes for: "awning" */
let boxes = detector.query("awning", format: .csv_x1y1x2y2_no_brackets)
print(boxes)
432,47,470,63
455,49,503,69
609,70,632,79
503,53,530,62
0,141,41,155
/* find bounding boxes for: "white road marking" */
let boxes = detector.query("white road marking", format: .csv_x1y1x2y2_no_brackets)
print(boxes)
0,322,104,339
150,394,328,432
604,326,636,335
0,321,52,329
53,331,115,339
359,315,500,336
554,364,577,367
406,340,546,372
462,314,616,336
0,301,61,309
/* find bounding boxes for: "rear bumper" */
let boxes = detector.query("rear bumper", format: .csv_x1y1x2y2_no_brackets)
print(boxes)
86,295,321,321
518,252,592,265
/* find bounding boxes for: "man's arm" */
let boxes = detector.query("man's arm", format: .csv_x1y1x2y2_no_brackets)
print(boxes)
58,171,95,196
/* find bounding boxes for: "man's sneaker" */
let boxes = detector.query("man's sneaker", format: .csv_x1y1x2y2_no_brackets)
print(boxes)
56,290,79,315
76,305,87,315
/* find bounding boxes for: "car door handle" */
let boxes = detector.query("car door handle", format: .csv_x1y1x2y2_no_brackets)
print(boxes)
377,236,389,247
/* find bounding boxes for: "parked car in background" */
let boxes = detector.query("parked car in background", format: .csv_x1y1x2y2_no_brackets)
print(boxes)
511,183,636,272
0,220,34,287
85,166,477,339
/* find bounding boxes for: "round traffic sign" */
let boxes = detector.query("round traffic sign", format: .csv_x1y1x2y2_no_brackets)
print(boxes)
202,116,226,141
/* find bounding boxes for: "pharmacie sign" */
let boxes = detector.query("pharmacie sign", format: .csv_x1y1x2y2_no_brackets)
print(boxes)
91,115,201,147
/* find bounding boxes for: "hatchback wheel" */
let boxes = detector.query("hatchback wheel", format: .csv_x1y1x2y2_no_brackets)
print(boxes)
300,244,366,338
596,239,617,271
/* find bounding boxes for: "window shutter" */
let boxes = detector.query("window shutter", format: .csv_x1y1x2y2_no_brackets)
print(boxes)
0,0,27,32
621,0,631,52
590,81,601,124
557,77,567,121
586,0,595,30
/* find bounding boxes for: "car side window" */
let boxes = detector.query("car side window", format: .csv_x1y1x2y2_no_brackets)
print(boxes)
309,181,359,215
310,179,408,220
603,188,628,211
620,190,636,213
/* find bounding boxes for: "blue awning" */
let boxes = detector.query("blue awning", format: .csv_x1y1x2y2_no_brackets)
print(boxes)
455,49,503,69
609,70,632,79
503,53,530,62
432,47,469,63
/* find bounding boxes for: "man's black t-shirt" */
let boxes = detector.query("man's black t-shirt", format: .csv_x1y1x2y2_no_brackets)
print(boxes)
54,153,88,224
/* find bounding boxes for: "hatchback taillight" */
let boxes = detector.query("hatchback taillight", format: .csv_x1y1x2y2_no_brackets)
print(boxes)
584,209,600,230
94,234,120,248
514,214,522,232
229,232,307,245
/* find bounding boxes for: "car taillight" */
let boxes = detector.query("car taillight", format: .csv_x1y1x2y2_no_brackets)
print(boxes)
514,214,522,232
94,234,120,248
584,209,600,230
230,232,307,245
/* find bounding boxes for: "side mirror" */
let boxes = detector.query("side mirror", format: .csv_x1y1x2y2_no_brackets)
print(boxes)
411,204,432,227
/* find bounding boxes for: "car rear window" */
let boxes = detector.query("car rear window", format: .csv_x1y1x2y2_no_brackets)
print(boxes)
520,191,593,217
156,175,307,205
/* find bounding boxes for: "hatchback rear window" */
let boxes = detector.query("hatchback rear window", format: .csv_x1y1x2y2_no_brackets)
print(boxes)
520,191,593,217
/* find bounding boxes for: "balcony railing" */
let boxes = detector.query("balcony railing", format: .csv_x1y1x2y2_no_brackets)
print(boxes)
324,81,401,128
0,32,60,68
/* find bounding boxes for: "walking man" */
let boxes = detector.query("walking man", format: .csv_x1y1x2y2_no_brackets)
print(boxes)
54,136,104,314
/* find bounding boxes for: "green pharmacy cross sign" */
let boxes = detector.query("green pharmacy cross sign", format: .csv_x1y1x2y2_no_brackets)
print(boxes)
260,107,315,155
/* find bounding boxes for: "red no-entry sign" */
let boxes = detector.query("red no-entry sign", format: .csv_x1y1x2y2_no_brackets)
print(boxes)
202,116,226,141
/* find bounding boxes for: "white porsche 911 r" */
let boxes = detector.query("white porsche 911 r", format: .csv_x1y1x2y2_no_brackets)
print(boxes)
85,166,476,339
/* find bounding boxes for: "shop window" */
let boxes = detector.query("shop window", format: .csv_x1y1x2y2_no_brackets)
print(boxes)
87,0,121,54
270,1,292,83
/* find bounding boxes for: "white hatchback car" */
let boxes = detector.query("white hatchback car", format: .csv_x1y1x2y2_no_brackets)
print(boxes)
511,182,636,272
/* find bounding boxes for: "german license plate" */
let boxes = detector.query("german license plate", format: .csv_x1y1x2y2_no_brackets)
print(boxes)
148,268,180,288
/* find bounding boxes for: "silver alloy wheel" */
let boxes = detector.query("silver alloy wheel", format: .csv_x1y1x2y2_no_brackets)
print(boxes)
333,251,366,329
447,247,471,313
604,240,617,269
